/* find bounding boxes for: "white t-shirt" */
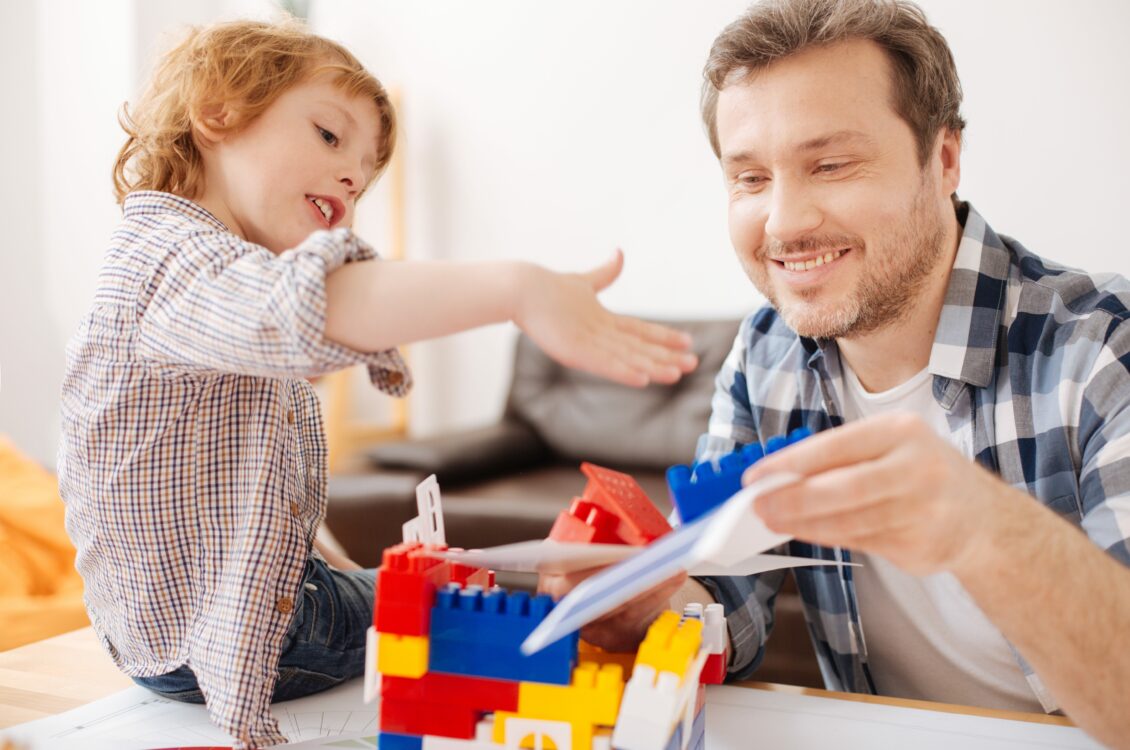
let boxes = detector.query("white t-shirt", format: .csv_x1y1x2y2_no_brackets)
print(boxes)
835,358,1041,711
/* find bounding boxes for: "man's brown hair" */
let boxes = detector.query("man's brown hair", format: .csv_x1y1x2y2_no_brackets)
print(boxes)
701,0,966,165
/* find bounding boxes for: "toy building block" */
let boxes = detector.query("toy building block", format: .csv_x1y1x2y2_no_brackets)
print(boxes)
380,695,479,740
549,498,625,545
402,474,447,545
698,604,726,685
429,583,579,685
381,671,519,714
635,611,703,678
578,639,636,680
492,662,624,749
450,559,493,589
611,613,708,750
379,731,424,750
375,541,454,636
548,463,674,546
377,631,430,679
667,427,813,524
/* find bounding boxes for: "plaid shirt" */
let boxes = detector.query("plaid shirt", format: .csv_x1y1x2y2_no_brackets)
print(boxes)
695,202,1130,714
58,191,410,748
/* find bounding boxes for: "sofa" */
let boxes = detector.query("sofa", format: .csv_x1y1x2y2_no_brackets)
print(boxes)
325,317,823,688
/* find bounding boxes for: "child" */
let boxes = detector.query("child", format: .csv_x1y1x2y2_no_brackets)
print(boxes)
58,18,696,748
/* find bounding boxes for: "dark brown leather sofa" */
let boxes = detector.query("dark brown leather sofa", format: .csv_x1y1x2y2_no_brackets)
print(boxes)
324,318,822,688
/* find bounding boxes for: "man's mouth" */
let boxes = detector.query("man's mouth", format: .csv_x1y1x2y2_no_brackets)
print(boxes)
775,248,848,272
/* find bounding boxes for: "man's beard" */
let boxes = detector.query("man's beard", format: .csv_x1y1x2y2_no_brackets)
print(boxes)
744,176,947,340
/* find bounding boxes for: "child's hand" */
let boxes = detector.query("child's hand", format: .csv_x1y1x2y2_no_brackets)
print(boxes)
514,249,698,387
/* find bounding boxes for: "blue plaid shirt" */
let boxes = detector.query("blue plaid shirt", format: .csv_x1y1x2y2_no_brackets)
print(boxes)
695,203,1130,714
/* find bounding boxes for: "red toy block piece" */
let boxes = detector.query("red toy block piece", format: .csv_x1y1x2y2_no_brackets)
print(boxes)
381,672,519,713
548,498,625,544
700,652,726,684
375,542,453,636
579,463,672,546
380,697,479,739
449,558,494,589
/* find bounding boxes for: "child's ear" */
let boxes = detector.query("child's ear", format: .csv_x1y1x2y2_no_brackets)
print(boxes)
193,103,231,145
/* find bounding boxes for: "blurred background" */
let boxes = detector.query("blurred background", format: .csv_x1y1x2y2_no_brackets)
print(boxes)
2,0,1129,469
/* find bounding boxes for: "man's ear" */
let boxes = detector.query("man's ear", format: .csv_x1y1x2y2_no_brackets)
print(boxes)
193,103,230,146
936,128,962,197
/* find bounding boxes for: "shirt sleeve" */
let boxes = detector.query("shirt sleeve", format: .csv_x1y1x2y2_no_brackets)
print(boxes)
136,227,410,395
692,316,786,679
1077,315,1130,567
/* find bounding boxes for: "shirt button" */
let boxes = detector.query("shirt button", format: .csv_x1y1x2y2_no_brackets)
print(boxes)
276,596,294,614
290,502,300,517
386,371,404,386
287,409,295,424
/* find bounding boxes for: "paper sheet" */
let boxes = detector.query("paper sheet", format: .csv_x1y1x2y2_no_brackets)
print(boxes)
0,679,376,749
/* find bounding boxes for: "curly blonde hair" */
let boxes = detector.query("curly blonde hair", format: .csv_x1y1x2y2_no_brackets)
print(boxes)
113,18,396,204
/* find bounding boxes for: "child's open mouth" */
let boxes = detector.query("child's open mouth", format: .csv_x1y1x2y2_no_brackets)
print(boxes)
307,195,343,228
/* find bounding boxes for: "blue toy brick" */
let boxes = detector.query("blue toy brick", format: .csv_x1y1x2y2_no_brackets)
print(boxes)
667,427,813,524
378,732,423,750
428,583,579,685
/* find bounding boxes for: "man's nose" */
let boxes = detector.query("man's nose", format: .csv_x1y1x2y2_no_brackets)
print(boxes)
764,179,822,244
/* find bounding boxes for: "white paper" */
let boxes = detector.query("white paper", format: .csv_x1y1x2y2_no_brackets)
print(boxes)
0,679,376,749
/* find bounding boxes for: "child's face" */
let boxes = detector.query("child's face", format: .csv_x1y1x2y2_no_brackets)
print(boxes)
199,75,382,253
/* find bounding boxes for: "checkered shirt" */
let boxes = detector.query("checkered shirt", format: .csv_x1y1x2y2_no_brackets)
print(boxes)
58,191,411,747
695,202,1130,714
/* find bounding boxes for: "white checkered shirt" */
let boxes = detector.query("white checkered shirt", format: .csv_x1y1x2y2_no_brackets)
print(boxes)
58,191,410,747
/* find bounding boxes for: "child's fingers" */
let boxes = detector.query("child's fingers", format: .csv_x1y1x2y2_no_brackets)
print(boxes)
617,316,695,353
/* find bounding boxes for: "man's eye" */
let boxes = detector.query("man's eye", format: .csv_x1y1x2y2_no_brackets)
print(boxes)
317,126,338,146
817,163,846,173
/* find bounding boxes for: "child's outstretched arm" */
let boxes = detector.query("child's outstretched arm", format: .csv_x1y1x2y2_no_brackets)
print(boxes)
324,249,698,387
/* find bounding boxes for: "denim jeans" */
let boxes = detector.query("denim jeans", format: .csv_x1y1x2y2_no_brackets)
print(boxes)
132,557,377,703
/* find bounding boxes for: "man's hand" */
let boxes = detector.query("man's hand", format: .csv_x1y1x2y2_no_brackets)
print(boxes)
538,568,687,652
743,412,1005,577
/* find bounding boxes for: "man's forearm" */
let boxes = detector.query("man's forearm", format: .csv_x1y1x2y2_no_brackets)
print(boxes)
956,486,1130,749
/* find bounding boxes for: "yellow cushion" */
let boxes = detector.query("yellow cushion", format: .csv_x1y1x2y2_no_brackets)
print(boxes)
0,435,89,650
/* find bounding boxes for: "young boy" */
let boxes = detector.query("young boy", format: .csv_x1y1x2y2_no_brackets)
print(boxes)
58,19,697,748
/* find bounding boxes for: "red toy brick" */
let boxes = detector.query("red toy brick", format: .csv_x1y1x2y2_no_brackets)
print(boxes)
380,697,479,739
579,463,672,546
374,542,453,636
381,672,519,713
700,652,726,685
548,498,625,544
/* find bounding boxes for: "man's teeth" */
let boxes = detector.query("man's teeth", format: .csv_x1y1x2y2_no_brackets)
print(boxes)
311,197,333,223
782,249,846,272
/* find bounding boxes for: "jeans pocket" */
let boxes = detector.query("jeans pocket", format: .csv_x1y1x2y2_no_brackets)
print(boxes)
298,578,339,649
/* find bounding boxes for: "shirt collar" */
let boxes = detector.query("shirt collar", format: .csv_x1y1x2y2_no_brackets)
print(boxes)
926,201,1011,389
802,201,1010,391
121,191,230,233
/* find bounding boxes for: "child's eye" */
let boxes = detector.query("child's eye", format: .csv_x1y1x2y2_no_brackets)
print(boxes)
317,126,338,146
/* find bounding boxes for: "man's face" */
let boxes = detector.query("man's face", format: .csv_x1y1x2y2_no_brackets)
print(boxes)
716,39,956,340
202,75,381,253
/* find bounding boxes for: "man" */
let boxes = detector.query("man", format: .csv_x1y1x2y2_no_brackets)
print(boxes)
541,1,1130,747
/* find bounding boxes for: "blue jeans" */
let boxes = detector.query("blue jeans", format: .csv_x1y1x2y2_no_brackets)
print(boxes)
132,557,377,703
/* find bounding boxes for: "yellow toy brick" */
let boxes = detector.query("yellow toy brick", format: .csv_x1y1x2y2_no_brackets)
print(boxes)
493,661,624,750
578,639,636,679
376,631,429,678
635,610,703,679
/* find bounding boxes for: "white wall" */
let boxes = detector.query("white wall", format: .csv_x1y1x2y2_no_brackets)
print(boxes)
2,1,1128,463
311,0,1130,435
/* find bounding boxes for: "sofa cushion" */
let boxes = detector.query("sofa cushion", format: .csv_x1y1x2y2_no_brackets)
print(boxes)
505,318,742,469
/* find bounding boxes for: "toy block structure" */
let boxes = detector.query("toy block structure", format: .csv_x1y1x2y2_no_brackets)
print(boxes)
549,463,672,546
369,468,711,750
666,427,813,524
